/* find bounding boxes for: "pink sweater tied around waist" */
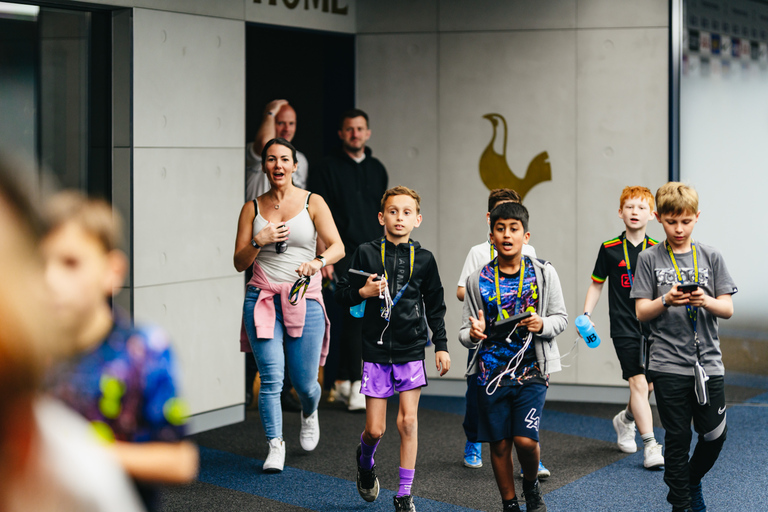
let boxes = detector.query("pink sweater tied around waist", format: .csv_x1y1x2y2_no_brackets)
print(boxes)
241,263,330,366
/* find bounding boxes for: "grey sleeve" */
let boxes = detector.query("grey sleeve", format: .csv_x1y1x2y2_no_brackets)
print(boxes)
539,264,568,339
458,271,483,349
711,249,738,297
630,250,656,299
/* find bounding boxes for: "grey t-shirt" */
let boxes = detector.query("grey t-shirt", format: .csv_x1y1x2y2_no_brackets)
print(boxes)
631,241,738,377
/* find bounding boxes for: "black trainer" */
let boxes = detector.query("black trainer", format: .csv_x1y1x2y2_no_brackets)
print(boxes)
502,498,521,511
393,495,416,512
355,444,380,502
523,479,547,512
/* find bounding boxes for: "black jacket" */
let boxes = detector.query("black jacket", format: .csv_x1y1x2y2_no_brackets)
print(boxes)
335,237,448,364
307,147,388,274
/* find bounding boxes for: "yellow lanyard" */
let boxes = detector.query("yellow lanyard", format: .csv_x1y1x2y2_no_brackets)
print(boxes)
493,256,526,321
621,235,647,287
666,240,699,333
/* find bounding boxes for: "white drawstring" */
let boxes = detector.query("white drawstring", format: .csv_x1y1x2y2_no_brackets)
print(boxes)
377,279,393,345
486,324,532,396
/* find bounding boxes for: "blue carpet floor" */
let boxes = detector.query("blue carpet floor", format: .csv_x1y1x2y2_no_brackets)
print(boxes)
179,371,768,511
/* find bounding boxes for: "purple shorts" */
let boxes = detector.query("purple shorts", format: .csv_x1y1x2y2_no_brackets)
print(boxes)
361,361,428,398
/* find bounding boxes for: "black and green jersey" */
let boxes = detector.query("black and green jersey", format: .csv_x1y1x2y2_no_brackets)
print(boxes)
591,231,658,338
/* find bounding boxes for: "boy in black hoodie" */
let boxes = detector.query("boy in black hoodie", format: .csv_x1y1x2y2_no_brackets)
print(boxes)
335,186,450,512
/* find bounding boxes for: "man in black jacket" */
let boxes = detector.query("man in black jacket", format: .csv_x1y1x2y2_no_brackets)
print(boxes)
308,109,388,411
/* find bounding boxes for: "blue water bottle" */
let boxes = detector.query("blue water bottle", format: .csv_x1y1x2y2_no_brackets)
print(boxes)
350,300,366,318
575,314,601,348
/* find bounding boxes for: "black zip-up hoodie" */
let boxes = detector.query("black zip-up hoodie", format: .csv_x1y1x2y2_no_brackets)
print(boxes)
335,237,448,364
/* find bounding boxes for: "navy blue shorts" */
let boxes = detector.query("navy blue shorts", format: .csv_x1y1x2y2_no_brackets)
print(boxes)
476,382,547,443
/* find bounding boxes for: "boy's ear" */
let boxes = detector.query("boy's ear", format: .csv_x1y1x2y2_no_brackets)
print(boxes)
524,231,531,244
654,211,662,222
104,250,128,295
378,211,385,226
486,211,491,226
414,214,422,228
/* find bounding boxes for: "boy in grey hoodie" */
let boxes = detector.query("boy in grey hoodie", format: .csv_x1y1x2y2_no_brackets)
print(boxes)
459,202,567,512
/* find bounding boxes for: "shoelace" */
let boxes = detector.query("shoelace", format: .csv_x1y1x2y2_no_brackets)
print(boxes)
289,276,310,305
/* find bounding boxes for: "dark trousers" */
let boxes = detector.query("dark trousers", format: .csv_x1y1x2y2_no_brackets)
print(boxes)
463,349,479,442
336,310,363,382
649,371,727,511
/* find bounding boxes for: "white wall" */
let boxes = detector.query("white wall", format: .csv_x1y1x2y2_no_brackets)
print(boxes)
131,9,245,417
356,0,669,387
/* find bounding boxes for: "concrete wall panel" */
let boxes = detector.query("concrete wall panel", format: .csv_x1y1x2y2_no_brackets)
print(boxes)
132,148,242,287
133,9,244,148
439,0,576,32
357,0,437,33
133,276,244,415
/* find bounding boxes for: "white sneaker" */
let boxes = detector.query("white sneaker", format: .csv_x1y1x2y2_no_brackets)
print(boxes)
348,380,366,411
643,441,664,469
612,410,637,453
300,409,320,451
329,380,351,405
263,438,285,473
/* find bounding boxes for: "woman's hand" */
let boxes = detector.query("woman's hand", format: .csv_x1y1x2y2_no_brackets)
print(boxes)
296,258,323,277
255,221,289,248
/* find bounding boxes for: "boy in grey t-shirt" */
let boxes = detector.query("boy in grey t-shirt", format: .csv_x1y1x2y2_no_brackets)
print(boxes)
632,182,737,512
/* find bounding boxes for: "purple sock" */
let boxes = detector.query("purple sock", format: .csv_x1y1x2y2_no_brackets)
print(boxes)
397,467,415,498
359,433,379,470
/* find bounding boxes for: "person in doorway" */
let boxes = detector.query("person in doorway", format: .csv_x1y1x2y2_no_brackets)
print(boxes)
308,109,388,411
244,98,309,412
234,137,344,472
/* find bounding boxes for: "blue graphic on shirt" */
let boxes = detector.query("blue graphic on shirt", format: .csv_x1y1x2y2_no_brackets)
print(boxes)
477,257,544,387
47,315,188,443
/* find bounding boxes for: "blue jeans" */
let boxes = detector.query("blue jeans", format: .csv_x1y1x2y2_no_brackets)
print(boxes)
243,286,324,440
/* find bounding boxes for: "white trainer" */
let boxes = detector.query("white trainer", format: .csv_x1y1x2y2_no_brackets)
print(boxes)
300,409,320,451
263,438,285,473
329,380,351,405
612,410,637,453
643,441,664,469
348,380,366,411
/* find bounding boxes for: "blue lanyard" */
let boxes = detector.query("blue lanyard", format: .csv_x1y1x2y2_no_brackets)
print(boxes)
381,238,414,309
621,234,648,288
666,240,699,334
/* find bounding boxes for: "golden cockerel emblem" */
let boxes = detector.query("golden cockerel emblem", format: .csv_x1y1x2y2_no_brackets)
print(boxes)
479,113,551,202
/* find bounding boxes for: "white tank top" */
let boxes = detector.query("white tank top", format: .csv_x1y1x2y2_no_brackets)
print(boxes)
252,192,317,284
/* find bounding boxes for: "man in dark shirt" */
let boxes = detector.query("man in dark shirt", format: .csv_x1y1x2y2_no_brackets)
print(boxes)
309,109,388,411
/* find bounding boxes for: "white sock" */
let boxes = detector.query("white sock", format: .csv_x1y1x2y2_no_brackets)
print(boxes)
641,432,656,447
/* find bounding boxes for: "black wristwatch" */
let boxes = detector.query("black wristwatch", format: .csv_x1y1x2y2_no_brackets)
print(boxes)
583,312,591,317
251,239,261,249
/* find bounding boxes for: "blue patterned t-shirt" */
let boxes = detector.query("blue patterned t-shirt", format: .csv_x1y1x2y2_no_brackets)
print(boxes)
477,256,546,387
47,315,188,443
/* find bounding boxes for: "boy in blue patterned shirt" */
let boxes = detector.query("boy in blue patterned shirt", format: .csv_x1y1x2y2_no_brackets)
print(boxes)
459,202,567,512
42,192,198,508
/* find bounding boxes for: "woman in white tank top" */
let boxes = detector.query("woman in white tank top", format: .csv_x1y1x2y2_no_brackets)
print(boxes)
233,138,344,472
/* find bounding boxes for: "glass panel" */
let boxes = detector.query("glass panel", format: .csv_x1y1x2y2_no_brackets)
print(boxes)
680,0,768,405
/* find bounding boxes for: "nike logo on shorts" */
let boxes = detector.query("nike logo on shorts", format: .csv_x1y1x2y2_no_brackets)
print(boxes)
410,374,421,382
718,405,726,415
